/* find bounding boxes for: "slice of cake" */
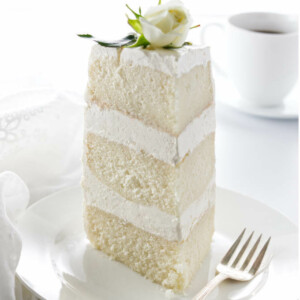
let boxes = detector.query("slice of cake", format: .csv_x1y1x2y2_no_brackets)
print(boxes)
82,44,215,291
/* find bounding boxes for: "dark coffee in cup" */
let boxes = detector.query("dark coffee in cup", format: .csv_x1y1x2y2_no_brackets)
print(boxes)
251,29,285,34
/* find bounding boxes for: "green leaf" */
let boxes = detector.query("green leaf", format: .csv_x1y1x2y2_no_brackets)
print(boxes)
158,0,162,4
78,33,138,48
77,33,94,38
128,34,150,48
163,41,192,49
127,18,143,34
94,33,138,47
139,6,142,15
126,4,142,19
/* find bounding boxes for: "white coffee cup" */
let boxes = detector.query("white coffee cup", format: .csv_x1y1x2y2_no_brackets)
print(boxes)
201,12,298,107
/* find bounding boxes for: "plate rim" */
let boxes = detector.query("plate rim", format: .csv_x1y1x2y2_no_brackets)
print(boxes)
15,185,298,300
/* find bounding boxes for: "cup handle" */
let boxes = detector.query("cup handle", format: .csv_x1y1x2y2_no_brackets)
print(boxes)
200,22,227,77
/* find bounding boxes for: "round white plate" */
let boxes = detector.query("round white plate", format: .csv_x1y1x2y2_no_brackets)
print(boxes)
15,187,298,300
215,75,299,120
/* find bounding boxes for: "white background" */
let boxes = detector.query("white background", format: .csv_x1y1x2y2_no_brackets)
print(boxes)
0,0,298,223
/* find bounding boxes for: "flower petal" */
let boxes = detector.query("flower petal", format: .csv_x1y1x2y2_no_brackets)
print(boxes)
170,20,191,47
146,9,168,25
155,11,176,33
145,0,186,18
140,18,178,47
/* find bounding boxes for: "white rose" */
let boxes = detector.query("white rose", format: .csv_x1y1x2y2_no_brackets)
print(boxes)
140,0,192,48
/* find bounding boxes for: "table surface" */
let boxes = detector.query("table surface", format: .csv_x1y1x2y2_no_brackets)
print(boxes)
216,101,298,224
0,3,298,225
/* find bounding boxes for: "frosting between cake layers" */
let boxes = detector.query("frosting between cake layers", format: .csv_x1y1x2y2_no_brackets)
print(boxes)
89,44,211,77
85,103,215,165
83,166,215,242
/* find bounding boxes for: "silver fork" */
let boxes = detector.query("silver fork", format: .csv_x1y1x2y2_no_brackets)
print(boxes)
193,229,272,300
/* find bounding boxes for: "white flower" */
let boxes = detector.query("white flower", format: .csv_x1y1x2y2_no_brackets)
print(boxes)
140,0,192,48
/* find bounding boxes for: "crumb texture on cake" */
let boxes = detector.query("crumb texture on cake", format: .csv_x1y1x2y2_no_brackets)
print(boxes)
85,132,215,216
86,45,214,136
83,166,215,241
82,43,216,292
84,204,214,291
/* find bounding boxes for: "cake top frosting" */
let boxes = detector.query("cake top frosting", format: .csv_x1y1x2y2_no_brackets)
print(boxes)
89,44,210,77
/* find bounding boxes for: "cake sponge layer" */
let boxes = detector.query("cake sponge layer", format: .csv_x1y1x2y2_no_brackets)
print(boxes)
82,166,215,241
86,45,214,136
84,204,214,291
85,132,215,216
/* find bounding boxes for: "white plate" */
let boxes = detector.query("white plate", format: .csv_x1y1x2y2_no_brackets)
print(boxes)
215,75,299,120
15,187,298,300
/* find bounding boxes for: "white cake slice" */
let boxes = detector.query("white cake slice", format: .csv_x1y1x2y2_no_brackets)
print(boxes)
82,44,215,291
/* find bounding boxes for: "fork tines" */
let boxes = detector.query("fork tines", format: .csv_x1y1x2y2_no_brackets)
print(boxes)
221,228,271,275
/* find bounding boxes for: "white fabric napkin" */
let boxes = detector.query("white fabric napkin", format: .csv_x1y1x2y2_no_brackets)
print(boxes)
0,89,84,299
0,172,29,300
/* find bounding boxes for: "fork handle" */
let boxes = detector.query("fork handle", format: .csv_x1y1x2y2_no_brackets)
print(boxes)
193,273,228,300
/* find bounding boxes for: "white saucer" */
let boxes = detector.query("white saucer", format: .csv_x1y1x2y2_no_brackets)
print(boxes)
219,96,298,119
215,75,299,119
15,187,298,300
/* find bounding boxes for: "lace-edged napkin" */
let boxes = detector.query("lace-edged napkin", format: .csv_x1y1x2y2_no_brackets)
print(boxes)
0,89,84,203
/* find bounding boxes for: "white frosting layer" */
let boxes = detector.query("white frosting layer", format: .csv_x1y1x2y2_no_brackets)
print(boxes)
83,166,215,242
85,103,215,165
89,44,210,77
